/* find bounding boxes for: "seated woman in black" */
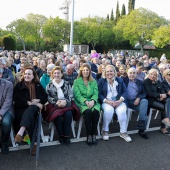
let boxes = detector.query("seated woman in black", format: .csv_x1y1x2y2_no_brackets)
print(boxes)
13,67,47,155
143,68,170,135
161,69,170,124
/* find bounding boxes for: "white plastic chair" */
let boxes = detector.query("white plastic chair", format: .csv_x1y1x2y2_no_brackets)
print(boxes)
40,123,49,143
154,110,160,119
146,108,159,130
10,127,18,147
126,108,135,129
49,118,76,142
77,113,101,139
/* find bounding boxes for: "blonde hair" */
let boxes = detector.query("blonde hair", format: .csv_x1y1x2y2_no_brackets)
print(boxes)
77,63,94,81
146,68,159,80
103,65,117,78
163,69,170,78
51,66,64,79
2,57,10,67
98,64,106,74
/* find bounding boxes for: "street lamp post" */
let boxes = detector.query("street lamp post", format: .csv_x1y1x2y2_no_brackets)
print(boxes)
69,0,74,55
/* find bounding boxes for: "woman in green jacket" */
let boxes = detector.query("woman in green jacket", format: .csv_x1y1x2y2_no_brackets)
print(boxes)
73,63,100,146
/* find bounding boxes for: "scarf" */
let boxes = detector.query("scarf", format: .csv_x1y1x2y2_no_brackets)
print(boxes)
25,82,36,100
52,79,65,99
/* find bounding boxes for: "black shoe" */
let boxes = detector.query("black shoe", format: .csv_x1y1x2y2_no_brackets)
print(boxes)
92,135,97,146
138,130,148,139
59,136,64,145
137,120,146,130
1,143,9,154
64,137,71,146
86,135,92,146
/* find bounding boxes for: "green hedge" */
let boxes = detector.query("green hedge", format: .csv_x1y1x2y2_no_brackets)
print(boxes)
148,49,170,60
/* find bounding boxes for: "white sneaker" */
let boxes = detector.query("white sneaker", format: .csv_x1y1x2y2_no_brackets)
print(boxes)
102,131,109,141
120,133,132,142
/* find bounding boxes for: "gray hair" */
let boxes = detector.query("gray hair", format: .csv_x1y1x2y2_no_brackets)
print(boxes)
46,63,55,71
0,57,6,65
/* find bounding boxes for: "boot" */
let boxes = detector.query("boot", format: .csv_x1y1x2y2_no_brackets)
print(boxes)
1,143,9,154
92,135,97,146
138,130,148,139
137,120,146,130
86,135,92,146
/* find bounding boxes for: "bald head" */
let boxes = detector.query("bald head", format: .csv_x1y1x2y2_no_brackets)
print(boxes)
66,64,74,75
128,67,137,81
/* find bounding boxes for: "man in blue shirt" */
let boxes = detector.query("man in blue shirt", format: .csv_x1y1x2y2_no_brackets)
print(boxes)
123,67,148,139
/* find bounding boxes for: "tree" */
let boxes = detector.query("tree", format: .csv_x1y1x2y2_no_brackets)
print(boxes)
26,13,47,51
132,0,135,10
84,23,101,49
106,14,109,21
110,9,114,21
128,0,133,14
7,19,33,51
73,21,88,44
0,28,10,37
153,26,170,48
100,25,115,51
2,34,16,50
115,1,120,23
121,4,126,16
114,8,168,53
42,17,70,51
73,17,115,51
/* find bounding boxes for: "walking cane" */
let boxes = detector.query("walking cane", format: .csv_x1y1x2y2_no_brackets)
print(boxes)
36,109,42,166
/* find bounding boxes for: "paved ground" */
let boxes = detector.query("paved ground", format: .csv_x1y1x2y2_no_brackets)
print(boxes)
1,112,170,170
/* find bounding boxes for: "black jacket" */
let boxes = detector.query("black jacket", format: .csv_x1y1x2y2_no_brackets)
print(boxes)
13,80,48,115
161,80,170,94
143,78,165,107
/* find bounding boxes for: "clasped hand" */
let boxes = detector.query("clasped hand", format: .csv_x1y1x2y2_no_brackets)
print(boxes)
85,100,95,109
160,93,167,101
56,100,67,108
107,100,121,108
27,99,42,109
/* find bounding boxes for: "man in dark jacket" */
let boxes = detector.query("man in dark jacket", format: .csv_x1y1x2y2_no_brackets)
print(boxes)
122,67,148,139
0,78,14,154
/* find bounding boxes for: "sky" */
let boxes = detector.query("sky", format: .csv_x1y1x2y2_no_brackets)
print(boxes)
1,0,170,29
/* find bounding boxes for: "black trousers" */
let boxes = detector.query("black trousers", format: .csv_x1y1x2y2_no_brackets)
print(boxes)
150,101,166,128
83,109,100,136
20,105,39,140
53,110,73,137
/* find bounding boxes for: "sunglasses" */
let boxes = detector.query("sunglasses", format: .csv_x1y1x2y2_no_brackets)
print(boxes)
167,74,170,76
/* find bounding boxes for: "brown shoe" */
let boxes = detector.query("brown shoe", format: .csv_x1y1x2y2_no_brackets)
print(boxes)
14,134,22,144
31,144,37,156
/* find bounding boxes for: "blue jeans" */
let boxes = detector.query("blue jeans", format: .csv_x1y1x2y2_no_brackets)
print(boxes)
127,99,148,123
1,111,13,144
165,98,170,118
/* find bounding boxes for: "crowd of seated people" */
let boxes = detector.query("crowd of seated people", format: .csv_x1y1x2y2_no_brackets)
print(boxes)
0,50,170,155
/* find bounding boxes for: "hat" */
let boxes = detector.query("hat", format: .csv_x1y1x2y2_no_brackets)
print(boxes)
91,53,99,59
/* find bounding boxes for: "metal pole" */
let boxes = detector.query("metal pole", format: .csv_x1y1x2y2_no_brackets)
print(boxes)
69,0,74,55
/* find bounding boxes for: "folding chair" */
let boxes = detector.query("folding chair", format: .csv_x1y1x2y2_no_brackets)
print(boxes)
146,108,159,130
126,108,141,129
10,127,18,147
49,118,76,142
77,112,101,139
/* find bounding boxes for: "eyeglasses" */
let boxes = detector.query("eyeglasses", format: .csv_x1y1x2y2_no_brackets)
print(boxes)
167,74,170,76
